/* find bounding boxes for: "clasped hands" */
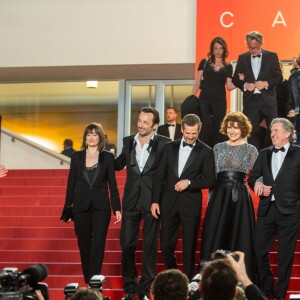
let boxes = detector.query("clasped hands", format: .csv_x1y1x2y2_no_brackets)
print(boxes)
244,81,268,91
254,182,272,197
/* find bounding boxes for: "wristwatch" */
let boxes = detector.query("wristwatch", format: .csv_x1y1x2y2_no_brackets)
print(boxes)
187,179,191,185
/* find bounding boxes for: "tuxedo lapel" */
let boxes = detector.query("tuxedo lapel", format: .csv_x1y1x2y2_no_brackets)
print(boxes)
80,150,92,187
172,140,180,178
257,50,266,80
175,124,182,140
276,145,294,179
162,125,170,138
181,140,203,177
267,147,273,177
130,139,136,166
129,138,141,175
247,54,256,81
142,136,157,174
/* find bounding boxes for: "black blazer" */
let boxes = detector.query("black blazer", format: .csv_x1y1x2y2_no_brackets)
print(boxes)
248,144,300,216
64,150,120,213
152,139,216,217
157,123,182,140
233,50,283,108
61,147,76,158
115,134,171,211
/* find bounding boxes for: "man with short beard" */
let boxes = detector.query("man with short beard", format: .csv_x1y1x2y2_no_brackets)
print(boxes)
115,107,170,300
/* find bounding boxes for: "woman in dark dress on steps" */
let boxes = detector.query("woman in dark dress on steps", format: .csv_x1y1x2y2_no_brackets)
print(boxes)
192,37,237,147
60,123,122,284
201,111,258,283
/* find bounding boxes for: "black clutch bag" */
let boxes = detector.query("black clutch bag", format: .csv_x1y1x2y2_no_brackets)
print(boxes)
60,206,73,222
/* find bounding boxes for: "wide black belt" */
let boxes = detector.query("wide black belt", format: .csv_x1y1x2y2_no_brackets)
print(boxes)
217,171,246,203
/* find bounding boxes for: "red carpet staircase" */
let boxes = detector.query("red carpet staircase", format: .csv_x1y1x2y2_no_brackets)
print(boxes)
0,169,299,300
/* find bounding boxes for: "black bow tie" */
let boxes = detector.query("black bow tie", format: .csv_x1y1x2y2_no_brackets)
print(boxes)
272,147,285,153
168,124,175,127
252,54,261,58
183,141,193,148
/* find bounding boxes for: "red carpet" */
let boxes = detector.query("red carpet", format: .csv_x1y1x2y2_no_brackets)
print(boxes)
0,169,299,300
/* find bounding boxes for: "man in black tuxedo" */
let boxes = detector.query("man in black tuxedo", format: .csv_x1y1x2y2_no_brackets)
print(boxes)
233,31,283,150
248,118,300,300
151,114,216,280
61,138,76,157
156,107,182,140
115,107,170,300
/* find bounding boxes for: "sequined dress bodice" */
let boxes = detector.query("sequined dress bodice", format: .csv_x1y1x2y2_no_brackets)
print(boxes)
214,142,258,174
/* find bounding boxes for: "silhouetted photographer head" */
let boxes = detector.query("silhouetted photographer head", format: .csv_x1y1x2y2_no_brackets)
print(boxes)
152,269,189,300
70,288,103,300
200,259,238,300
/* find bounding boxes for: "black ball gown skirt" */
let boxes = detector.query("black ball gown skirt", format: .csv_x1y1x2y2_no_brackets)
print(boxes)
201,171,258,283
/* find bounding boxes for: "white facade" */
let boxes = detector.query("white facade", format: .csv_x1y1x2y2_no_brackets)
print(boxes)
0,0,196,67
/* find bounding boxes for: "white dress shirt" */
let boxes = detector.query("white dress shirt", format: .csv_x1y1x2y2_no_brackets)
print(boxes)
178,139,194,177
168,123,176,140
251,53,262,94
271,142,289,200
134,133,155,172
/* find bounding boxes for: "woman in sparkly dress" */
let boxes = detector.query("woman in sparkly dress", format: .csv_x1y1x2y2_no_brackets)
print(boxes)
201,111,258,282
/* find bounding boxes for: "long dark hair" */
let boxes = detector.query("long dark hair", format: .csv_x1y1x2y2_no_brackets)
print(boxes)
207,36,229,65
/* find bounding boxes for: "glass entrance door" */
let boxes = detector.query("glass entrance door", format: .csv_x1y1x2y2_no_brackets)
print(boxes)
117,80,193,152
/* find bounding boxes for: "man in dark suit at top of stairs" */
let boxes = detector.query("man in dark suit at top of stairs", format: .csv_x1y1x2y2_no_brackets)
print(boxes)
157,107,182,141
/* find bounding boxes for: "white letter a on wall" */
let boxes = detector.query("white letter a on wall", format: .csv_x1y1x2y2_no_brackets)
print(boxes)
272,11,287,27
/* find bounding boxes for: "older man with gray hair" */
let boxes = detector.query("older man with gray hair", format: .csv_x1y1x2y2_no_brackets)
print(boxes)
233,31,283,150
248,118,300,299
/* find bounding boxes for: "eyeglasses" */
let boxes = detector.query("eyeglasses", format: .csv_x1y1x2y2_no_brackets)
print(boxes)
247,46,261,51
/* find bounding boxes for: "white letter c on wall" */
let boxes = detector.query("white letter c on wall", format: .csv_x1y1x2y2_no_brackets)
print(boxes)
220,12,234,28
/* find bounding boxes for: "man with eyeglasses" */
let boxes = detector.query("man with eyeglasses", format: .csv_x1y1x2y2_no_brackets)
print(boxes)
233,31,283,150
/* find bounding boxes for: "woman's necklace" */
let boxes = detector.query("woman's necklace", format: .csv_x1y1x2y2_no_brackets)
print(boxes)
213,59,224,71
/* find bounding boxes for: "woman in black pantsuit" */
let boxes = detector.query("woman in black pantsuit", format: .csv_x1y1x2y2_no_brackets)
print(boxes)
61,123,121,283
